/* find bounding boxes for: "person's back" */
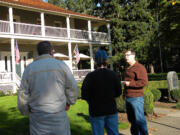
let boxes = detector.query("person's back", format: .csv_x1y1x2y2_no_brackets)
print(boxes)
82,68,121,116
81,48,122,135
25,55,74,113
18,41,78,135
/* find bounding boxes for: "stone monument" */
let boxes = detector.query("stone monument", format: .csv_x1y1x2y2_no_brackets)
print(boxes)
167,71,179,91
167,71,179,101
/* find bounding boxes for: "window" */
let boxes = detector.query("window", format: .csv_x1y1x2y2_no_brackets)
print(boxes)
54,21,62,27
37,18,41,25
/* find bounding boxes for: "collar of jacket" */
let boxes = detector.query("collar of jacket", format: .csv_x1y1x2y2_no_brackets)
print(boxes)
35,54,53,61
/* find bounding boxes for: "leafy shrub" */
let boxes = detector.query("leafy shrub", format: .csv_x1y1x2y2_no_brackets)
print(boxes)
148,73,180,81
116,95,126,112
170,89,180,102
151,89,161,101
175,102,180,109
144,90,154,114
0,91,6,97
78,83,82,98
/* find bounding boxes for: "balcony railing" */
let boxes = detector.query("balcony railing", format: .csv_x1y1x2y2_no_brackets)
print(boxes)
45,26,67,38
70,29,89,40
14,22,41,36
0,20,109,42
92,31,109,42
0,20,10,33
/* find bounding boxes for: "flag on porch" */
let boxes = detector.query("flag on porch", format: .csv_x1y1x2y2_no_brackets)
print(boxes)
15,40,20,64
73,44,80,64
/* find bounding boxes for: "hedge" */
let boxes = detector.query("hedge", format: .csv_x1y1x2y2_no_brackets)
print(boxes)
148,73,180,81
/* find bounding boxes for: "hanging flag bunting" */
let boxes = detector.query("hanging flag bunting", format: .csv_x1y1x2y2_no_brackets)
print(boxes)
73,44,80,64
15,40,21,64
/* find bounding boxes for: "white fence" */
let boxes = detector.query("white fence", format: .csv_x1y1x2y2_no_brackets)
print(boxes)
0,20,10,33
0,20,109,42
0,72,13,82
70,29,89,40
14,22,42,36
73,69,91,81
45,26,68,38
92,31,109,42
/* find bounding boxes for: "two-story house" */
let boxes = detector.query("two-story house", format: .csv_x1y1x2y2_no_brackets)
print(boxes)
0,0,112,93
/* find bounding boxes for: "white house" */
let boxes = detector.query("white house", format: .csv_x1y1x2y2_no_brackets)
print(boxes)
0,0,112,92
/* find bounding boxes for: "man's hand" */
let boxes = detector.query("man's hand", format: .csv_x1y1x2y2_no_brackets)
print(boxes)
123,81,130,86
65,103,70,111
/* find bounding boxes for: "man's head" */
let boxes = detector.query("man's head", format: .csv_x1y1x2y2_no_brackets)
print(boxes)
37,41,54,56
125,50,136,65
95,49,108,67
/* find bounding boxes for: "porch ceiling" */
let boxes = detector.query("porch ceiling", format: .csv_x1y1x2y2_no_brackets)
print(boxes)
0,38,67,46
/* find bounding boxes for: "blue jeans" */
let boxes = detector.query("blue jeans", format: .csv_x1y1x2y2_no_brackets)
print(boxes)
126,97,148,135
90,113,119,135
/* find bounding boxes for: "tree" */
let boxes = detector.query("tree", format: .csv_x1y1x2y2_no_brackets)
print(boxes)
48,0,66,9
158,0,180,72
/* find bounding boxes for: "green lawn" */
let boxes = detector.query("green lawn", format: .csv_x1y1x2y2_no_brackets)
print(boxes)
0,96,129,135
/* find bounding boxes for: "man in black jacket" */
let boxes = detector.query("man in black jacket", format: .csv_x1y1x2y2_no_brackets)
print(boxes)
81,48,122,135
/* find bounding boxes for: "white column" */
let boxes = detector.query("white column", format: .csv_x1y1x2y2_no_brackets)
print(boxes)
89,44,94,71
107,23,113,70
66,16,72,72
88,20,94,70
88,20,92,40
66,16,70,39
41,12,45,37
9,7,14,34
68,42,72,72
21,55,24,76
11,38,16,92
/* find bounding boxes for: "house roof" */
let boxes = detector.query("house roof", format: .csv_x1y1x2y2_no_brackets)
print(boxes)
0,0,108,21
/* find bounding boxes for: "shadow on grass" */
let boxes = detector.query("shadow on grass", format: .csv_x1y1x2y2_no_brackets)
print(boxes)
70,123,92,135
0,108,29,135
77,112,90,122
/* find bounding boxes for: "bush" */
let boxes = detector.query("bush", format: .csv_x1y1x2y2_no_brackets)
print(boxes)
151,89,161,101
0,91,6,97
116,95,126,112
77,83,82,98
144,90,154,114
170,89,180,102
175,102,180,109
148,73,180,81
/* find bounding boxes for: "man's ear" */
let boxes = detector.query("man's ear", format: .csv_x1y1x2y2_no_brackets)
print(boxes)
49,50,54,57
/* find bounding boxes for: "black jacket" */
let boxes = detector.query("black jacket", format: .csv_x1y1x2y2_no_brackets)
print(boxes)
81,68,122,117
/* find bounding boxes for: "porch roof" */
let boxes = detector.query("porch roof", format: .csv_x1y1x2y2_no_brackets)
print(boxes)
0,0,109,22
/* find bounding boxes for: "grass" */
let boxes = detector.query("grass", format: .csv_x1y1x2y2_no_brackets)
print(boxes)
0,96,129,135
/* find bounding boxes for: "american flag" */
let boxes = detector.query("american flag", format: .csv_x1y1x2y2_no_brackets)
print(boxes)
15,40,20,64
74,44,80,63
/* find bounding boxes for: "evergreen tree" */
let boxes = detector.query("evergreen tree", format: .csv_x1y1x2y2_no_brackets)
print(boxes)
48,0,66,9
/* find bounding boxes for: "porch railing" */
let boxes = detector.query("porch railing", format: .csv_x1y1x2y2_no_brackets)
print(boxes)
92,31,109,42
0,20,109,42
0,20,10,33
45,26,67,38
0,72,13,82
70,29,89,40
14,22,42,36
73,69,91,80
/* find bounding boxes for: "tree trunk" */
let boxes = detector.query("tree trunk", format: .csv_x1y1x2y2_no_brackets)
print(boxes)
150,64,154,73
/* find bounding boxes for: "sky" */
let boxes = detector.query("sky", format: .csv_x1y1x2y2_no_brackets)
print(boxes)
42,0,48,2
